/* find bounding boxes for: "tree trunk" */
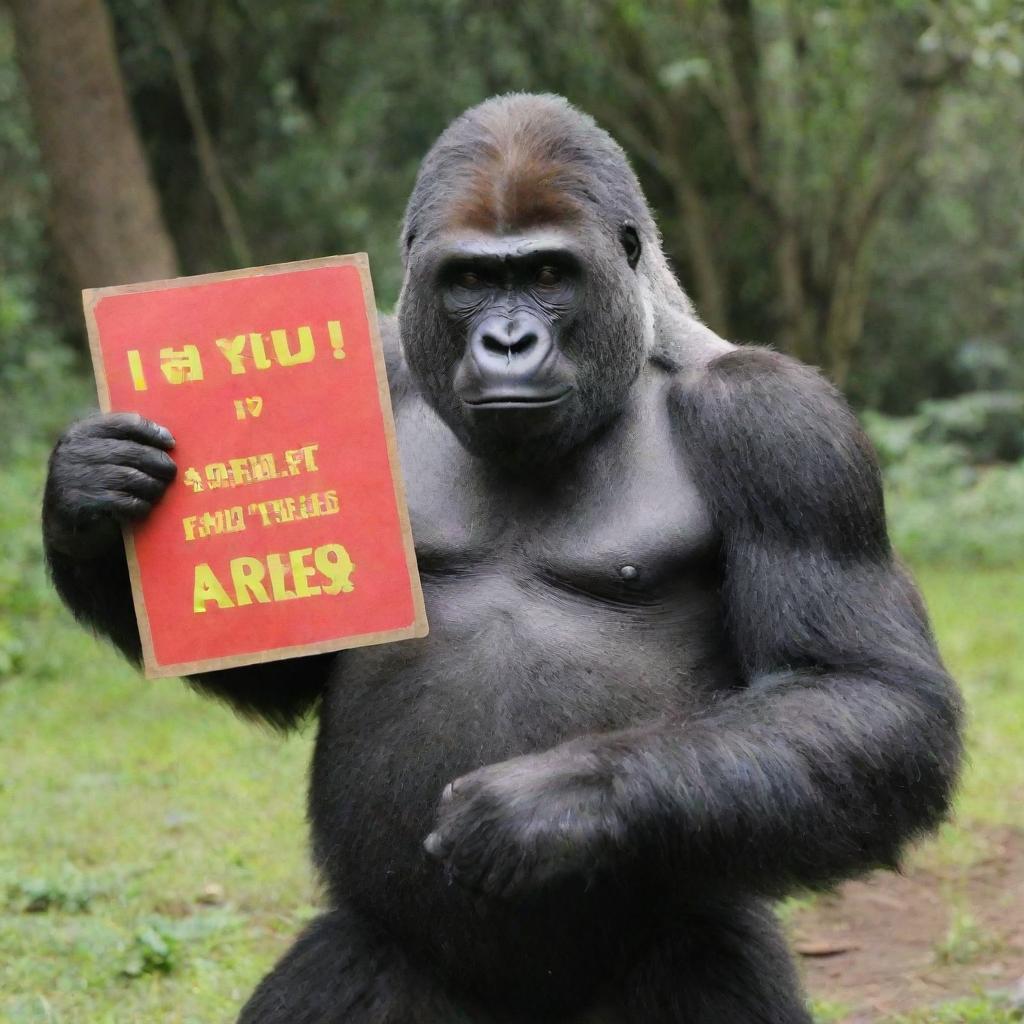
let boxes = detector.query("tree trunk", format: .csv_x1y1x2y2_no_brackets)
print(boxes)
671,171,730,335
155,1,251,268
774,228,817,364
9,0,179,292
822,242,873,387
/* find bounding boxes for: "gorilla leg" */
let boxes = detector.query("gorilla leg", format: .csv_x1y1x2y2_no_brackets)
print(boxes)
622,903,813,1024
237,904,478,1024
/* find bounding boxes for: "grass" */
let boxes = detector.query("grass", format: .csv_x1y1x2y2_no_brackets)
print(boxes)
0,644,318,1023
932,907,1002,967
883,999,1023,1024
1,442,1022,1023
1,445,318,1022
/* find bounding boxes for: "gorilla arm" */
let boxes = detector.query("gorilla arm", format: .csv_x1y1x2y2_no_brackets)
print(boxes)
426,347,964,899
633,347,963,892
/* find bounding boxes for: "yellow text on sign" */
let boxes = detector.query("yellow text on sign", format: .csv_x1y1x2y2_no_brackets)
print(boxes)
193,543,355,613
126,321,346,391
182,444,319,493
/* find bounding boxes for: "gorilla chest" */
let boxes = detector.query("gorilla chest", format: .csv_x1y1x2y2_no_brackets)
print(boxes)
396,392,720,638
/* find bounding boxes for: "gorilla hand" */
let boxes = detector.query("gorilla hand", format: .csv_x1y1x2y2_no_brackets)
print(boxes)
424,741,629,899
43,413,177,558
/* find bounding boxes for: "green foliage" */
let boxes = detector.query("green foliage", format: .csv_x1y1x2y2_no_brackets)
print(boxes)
892,459,1024,565
933,907,1002,965
0,327,94,455
119,910,246,978
883,996,1022,1023
852,77,1024,411
864,399,1024,565
0,441,92,683
915,392,1024,463
811,999,854,1023
4,1,1023,405
0,12,95,452
0,14,46,282
121,922,179,977
6,871,98,915
867,390,1024,468
0,453,52,680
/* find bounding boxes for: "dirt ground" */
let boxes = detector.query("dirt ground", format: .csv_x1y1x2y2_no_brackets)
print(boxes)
793,827,1024,1021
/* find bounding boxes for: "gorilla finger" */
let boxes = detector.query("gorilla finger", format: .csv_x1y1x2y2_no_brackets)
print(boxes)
99,490,154,523
424,813,462,854
85,412,175,450
91,465,170,501
81,439,178,480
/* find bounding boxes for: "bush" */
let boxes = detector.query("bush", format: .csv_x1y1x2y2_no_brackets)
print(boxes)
916,392,1024,463
864,392,1024,467
864,403,1024,567
0,319,92,682
0,279,94,457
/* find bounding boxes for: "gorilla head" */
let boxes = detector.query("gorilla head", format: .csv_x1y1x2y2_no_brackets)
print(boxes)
398,94,689,467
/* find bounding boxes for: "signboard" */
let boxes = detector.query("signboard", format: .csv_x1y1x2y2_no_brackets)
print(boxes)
84,254,427,678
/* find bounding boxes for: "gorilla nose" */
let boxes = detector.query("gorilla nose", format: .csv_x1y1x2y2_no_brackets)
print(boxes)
471,316,551,373
481,322,538,357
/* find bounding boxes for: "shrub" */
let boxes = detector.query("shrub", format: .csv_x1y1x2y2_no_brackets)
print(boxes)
916,392,1024,463
864,403,1024,566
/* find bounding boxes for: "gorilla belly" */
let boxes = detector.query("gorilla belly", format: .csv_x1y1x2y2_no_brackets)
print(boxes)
309,571,730,1001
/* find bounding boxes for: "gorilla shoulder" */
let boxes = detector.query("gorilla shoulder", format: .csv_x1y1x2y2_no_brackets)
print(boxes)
669,344,888,553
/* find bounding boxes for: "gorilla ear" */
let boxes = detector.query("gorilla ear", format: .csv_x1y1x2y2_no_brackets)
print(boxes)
619,224,641,269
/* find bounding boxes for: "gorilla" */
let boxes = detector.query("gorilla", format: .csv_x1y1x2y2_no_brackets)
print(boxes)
43,94,962,1023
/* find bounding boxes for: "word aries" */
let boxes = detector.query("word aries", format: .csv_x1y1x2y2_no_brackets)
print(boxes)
192,542,354,613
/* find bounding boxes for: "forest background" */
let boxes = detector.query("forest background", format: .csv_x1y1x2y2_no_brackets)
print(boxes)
1,2,1022,1022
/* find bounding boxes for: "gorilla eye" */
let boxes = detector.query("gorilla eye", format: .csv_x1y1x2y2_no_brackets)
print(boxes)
456,271,484,289
535,266,562,288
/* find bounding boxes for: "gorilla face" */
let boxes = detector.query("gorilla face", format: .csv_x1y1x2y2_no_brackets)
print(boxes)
442,231,582,419
397,95,659,470
400,222,647,466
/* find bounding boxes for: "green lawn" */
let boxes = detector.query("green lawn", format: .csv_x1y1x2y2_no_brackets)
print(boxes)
1,446,1022,1023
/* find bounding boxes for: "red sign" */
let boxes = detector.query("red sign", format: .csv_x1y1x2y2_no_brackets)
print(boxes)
84,254,427,678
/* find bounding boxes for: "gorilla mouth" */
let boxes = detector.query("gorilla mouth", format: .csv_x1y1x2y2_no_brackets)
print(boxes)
463,389,573,409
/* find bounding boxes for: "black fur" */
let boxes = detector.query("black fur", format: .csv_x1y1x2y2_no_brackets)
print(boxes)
42,94,962,1023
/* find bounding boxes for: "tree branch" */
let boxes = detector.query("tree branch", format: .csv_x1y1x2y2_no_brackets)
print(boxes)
155,1,252,268
694,0,783,224
595,5,730,331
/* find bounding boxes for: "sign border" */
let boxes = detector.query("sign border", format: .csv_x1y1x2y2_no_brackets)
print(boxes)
83,253,428,679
